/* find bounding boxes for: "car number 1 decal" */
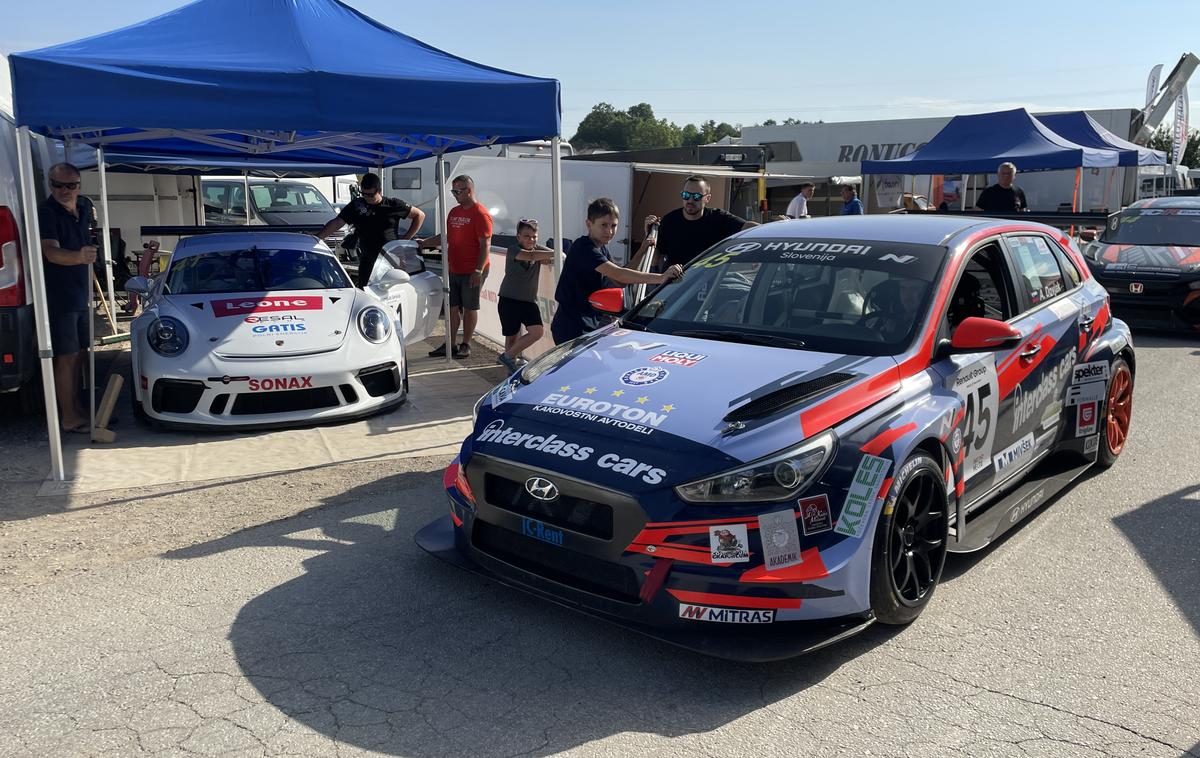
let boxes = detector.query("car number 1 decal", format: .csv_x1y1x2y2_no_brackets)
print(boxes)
946,354,1000,482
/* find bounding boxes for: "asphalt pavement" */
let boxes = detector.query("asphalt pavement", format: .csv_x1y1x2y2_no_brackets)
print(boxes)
1,331,1198,757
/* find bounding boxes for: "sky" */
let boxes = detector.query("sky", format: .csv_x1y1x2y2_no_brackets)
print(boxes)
3,0,1199,138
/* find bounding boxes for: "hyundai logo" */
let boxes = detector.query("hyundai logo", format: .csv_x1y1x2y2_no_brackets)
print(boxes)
525,477,559,502
1129,283,1144,294
724,241,761,253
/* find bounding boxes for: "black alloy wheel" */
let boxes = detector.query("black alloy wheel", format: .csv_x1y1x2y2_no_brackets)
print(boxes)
870,453,949,625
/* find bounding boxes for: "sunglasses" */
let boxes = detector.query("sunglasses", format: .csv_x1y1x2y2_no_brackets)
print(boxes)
518,218,537,224
451,188,468,196
681,191,707,201
360,189,380,197
51,180,81,190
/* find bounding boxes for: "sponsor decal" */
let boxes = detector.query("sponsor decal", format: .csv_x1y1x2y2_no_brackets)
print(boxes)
648,350,707,367
763,241,872,256
596,453,666,485
879,253,917,264
473,421,665,483
609,329,631,338
1066,380,1106,407
758,509,803,570
212,297,323,318
521,517,563,546
621,366,670,387
938,408,954,437
489,378,516,409
1047,300,1076,320
951,427,963,455
1011,347,1076,433
251,323,307,334
837,142,927,163
1072,361,1110,385
709,524,751,563
1041,400,1063,430
248,377,312,391
1084,435,1100,454
798,494,832,535
1009,486,1046,523
724,242,762,253
1041,280,1064,300
1076,402,1098,437
609,340,668,352
678,604,775,624
244,315,305,323
535,391,673,435
993,433,1035,475
835,454,891,539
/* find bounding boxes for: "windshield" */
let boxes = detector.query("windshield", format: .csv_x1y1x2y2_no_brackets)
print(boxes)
164,248,350,295
624,238,947,357
249,183,333,213
1106,208,1200,246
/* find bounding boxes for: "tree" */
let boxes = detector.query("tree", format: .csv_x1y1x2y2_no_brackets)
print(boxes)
1148,124,1200,166
571,102,743,151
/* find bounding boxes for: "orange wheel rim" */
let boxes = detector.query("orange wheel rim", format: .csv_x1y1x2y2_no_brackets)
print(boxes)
1105,366,1132,455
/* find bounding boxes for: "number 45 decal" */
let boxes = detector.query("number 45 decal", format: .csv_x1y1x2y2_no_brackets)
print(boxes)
945,355,1000,482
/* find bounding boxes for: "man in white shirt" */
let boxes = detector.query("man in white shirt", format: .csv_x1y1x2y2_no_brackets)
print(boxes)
786,183,815,219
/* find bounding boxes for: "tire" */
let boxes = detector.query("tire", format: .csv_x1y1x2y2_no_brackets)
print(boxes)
1096,358,1132,468
17,373,45,416
869,453,949,625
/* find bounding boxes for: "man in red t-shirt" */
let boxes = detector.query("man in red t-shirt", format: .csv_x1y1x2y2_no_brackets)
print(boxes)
418,175,493,358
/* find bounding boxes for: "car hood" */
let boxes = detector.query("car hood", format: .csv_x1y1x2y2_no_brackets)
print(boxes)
487,328,901,463
160,290,357,358
1092,242,1200,274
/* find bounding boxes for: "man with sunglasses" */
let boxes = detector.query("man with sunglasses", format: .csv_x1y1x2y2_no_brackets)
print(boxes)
317,172,424,288
37,163,97,434
632,175,759,272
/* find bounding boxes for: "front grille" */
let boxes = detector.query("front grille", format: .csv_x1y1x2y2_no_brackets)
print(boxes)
209,394,229,415
152,379,206,414
471,520,640,603
485,474,614,540
231,386,339,415
339,383,359,404
1117,306,1174,323
724,372,856,422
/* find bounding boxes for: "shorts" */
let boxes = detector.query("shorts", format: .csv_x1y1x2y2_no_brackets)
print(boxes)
50,309,90,356
497,296,542,336
448,268,488,310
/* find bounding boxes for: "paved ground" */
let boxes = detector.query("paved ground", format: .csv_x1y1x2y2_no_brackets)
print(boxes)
0,330,1198,757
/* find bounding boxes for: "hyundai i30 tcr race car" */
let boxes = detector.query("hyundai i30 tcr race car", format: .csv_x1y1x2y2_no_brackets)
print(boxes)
1082,197,1200,332
127,232,442,429
418,216,1135,661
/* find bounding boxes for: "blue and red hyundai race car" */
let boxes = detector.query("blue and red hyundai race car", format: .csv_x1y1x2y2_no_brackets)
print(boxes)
417,215,1135,661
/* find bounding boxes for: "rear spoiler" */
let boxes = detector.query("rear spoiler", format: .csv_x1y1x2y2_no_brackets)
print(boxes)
900,210,1118,230
140,225,327,237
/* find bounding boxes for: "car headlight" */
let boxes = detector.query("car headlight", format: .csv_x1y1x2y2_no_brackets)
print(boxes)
147,316,189,357
1083,243,1102,262
519,338,577,385
357,306,391,343
675,430,837,504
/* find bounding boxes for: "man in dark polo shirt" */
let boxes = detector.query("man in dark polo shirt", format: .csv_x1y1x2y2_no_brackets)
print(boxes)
631,175,760,272
973,162,1028,214
316,172,425,288
38,162,97,434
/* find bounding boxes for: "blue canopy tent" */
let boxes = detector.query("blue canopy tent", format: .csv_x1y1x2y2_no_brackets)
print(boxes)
859,108,1125,214
1037,111,1166,167
9,0,563,480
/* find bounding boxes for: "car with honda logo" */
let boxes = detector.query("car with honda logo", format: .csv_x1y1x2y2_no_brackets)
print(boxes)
126,230,441,429
418,215,1136,661
1082,197,1200,333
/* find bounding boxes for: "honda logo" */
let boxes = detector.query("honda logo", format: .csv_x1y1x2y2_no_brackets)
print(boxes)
1129,283,1144,294
525,477,559,502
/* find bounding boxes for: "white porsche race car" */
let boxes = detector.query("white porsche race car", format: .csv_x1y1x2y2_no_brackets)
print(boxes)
126,231,442,429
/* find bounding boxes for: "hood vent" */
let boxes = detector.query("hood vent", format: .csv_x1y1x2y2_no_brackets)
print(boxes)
723,372,856,423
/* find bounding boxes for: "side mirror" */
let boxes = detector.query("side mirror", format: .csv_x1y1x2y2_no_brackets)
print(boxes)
125,276,151,296
588,287,625,314
950,317,1022,351
378,268,411,289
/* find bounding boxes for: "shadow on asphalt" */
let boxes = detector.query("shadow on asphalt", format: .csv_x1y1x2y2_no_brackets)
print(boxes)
166,469,900,756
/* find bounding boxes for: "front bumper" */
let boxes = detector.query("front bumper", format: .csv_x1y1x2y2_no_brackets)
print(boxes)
136,350,406,430
1091,271,1200,332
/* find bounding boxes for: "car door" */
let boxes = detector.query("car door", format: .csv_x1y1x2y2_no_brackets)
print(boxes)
992,233,1081,478
933,239,1024,505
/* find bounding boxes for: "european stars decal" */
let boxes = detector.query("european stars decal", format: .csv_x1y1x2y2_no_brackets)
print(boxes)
612,390,625,397
637,396,649,404
662,404,675,412
560,386,571,392
585,387,597,394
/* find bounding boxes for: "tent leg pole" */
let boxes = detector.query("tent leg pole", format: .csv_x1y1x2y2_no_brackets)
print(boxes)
196,176,205,226
17,127,65,482
436,150,452,365
550,137,564,288
243,171,251,225
98,146,116,326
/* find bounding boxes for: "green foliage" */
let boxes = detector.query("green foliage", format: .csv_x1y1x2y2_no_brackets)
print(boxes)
1147,124,1200,166
570,103,742,151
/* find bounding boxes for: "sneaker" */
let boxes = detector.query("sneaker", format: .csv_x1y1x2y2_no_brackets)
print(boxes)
428,342,448,357
455,342,472,358
497,353,518,374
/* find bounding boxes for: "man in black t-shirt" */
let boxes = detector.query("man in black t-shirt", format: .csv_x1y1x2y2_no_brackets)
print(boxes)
631,175,759,271
973,162,1028,214
317,173,425,287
